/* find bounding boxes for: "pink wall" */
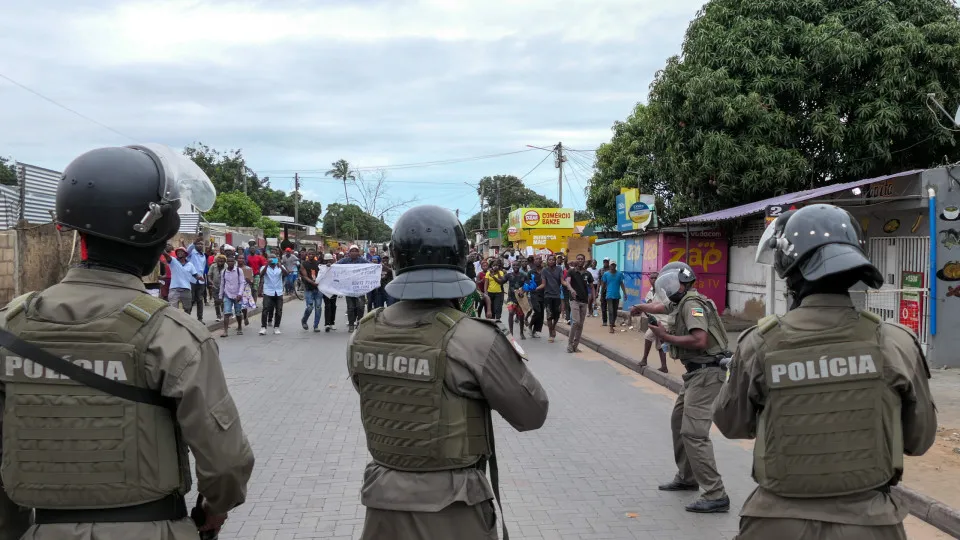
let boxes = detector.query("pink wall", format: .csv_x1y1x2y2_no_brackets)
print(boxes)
644,233,728,314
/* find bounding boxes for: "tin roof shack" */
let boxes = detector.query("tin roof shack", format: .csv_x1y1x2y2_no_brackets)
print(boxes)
681,168,958,366
507,208,575,256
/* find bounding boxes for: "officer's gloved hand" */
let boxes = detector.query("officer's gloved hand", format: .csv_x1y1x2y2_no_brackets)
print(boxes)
199,499,227,537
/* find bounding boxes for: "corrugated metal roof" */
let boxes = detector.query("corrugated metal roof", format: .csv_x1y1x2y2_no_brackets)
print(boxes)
679,169,926,224
179,212,201,234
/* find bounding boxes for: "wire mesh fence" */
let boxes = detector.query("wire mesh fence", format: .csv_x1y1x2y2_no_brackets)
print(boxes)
850,287,929,351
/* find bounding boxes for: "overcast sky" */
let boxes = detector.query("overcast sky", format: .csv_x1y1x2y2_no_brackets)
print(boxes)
1,0,704,223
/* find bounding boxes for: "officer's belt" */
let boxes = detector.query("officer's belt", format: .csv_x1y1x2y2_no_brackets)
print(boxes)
34,493,187,524
682,360,722,373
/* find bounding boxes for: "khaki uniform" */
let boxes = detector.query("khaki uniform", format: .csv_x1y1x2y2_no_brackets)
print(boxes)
0,268,255,540
349,300,549,540
668,290,728,501
713,294,937,539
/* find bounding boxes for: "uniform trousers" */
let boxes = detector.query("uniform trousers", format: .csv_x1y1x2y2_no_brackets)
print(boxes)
360,501,498,540
736,517,906,540
671,366,727,500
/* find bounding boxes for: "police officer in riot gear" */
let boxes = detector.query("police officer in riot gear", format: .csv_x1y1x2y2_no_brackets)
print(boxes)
348,205,549,540
713,204,937,540
630,261,731,513
0,144,255,540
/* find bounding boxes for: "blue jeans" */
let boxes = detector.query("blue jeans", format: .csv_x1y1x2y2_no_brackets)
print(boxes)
285,272,298,292
302,289,322,328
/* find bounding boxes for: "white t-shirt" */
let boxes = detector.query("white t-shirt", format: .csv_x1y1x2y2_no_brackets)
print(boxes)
587,267,600,283
645,289,673,327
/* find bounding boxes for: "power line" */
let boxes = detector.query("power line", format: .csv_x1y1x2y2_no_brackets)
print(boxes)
520,151,554,180
255,149,536,174
0,71,135,141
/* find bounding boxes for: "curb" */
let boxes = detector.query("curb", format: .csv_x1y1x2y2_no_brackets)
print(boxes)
556,323,960,536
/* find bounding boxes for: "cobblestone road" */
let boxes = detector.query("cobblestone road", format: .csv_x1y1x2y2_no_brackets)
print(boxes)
211,300,753,540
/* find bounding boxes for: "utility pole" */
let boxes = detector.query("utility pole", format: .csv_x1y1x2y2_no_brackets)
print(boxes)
240,163,246,195
14,163,25,296
554,142,566,206
293,173,300,249
496,177,501,230
480,184,486,230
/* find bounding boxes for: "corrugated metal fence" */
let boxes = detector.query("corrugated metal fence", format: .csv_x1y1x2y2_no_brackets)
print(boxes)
0,163,59,229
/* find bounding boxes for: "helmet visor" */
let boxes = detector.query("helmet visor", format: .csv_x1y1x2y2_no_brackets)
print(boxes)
655,270,683,305
129,143,217,212
755,219,778,265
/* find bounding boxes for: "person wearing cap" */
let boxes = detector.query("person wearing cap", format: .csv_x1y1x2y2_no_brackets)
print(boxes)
713,204,937,539
0,144,254,539
321,253,339,331
166,246,203,314
336,244,368,332
348,205,549,539
281,248,300,293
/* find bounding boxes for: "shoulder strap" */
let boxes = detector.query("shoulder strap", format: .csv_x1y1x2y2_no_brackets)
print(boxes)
757,314,779,335
121,293,168,323
5,292,38,321
860,310,882,324
0,328,175,410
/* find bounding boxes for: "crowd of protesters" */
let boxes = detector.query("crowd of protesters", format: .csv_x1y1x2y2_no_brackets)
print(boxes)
143,237,396,338
464,248,635,354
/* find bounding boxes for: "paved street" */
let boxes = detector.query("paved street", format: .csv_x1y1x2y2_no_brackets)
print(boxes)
212,299,754,540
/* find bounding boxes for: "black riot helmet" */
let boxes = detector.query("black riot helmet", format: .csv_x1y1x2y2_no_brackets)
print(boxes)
385,205,476,300
655,261,698,304
56,144,216,247
756,204,882,288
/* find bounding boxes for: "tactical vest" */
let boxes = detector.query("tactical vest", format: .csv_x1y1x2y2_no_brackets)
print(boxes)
348,306,491,472
670,291,729,362
752,310,901,498
0,292,188,510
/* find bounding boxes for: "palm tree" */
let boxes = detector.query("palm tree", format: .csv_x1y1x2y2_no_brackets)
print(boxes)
325,159,356,204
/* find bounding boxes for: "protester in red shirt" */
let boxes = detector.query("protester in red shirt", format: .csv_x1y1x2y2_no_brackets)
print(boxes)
247,248,267,300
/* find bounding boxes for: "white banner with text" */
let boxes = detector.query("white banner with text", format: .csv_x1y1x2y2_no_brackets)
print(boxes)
315,263,382,297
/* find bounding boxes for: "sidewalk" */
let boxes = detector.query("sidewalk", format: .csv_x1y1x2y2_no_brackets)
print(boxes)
554,314,960,538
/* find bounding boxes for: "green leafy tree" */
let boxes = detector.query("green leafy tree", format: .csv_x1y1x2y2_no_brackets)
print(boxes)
0,157,16,187
322,203,392,242
258,217,281,238
204,192,262,227
325,159,356,204
586,104,675,226
589,0,960,222
463,175,558,232
184,143,323,227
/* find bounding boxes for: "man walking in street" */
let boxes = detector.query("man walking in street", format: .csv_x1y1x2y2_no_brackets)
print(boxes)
601,262,627,333
208,253,227,322
219,254,246,337
184,236,208,323
564,253,592,353
322,253,339,332
247,247,267,302
300,250,323,332
258,255,287,335
539,254,564,343
165,247,201,314
336,244,367,332
599,257,611,325
281,248,300,294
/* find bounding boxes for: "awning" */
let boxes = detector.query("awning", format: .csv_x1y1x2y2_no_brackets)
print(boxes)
679,169,925,224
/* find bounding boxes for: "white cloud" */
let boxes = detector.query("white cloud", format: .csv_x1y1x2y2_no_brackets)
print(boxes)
0,0,704,220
